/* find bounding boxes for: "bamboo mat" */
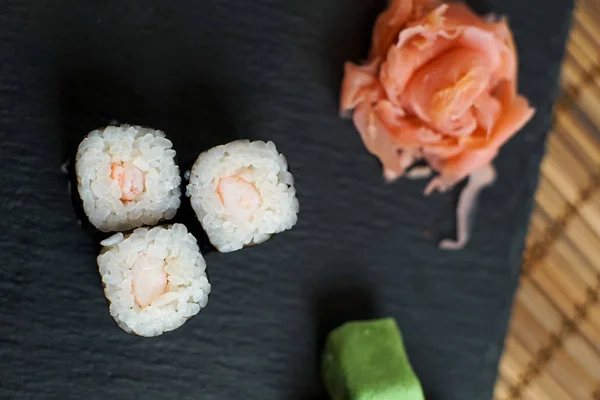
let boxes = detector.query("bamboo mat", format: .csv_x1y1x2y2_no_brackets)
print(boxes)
493,0,600,399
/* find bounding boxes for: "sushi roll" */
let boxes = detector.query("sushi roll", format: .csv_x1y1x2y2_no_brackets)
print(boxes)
97,224,211,337
75,125,181,232
186,140,299,252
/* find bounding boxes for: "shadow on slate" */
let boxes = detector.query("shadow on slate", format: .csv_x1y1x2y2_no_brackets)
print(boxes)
59,64,238,252
465,0,492,14
316,0,387,99
285,274,378,400
60,67,161,246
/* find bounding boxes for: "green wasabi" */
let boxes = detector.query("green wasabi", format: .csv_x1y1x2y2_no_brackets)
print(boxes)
321,318,425,400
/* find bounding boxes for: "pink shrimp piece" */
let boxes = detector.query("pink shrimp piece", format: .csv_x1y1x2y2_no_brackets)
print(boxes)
111,162,145,201
131,253,168,308
217,176,262,221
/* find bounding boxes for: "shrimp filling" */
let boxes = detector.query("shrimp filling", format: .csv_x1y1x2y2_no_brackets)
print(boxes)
111,162,145,201
131,253,168,308
217,176,262,221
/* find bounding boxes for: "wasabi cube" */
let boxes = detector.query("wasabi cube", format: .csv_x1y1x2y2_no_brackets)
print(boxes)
321,318,424,400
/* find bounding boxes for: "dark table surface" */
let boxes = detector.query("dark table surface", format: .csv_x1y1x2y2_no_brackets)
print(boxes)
0,1,573,399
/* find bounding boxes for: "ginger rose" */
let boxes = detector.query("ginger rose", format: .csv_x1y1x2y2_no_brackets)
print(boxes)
341,0,535,249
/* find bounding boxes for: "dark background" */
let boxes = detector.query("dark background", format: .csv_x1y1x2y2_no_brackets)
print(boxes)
0,0,573,399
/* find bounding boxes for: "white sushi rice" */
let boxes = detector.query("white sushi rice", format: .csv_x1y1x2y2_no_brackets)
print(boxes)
97,224,211,337
186,140,299,252
75,125,181,232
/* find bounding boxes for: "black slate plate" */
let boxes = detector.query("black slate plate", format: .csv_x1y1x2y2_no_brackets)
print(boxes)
0,1,572,399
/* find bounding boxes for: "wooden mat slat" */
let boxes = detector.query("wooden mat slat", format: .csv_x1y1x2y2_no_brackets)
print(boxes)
544,245,592,305
495,0,600,398
567,24,600,72
545,134,592,188
500,337,545,399
545,347,598,399
533,258,587,311
495,379,512,399
509,302,561,357
563,31,599,93
574,7,600,47
530,261,600,350
534,177,565,222
577,85,600,129
540,157,581,204
524,211,545,244
553,238,597,284
505,336,576,400
554,125,599,172
515,279,564,334
554,112,600,166
563,335,600,382
499,339,523,385
539,340,595,397
579,191,600,239
564,215,600,274
527,372,576,400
